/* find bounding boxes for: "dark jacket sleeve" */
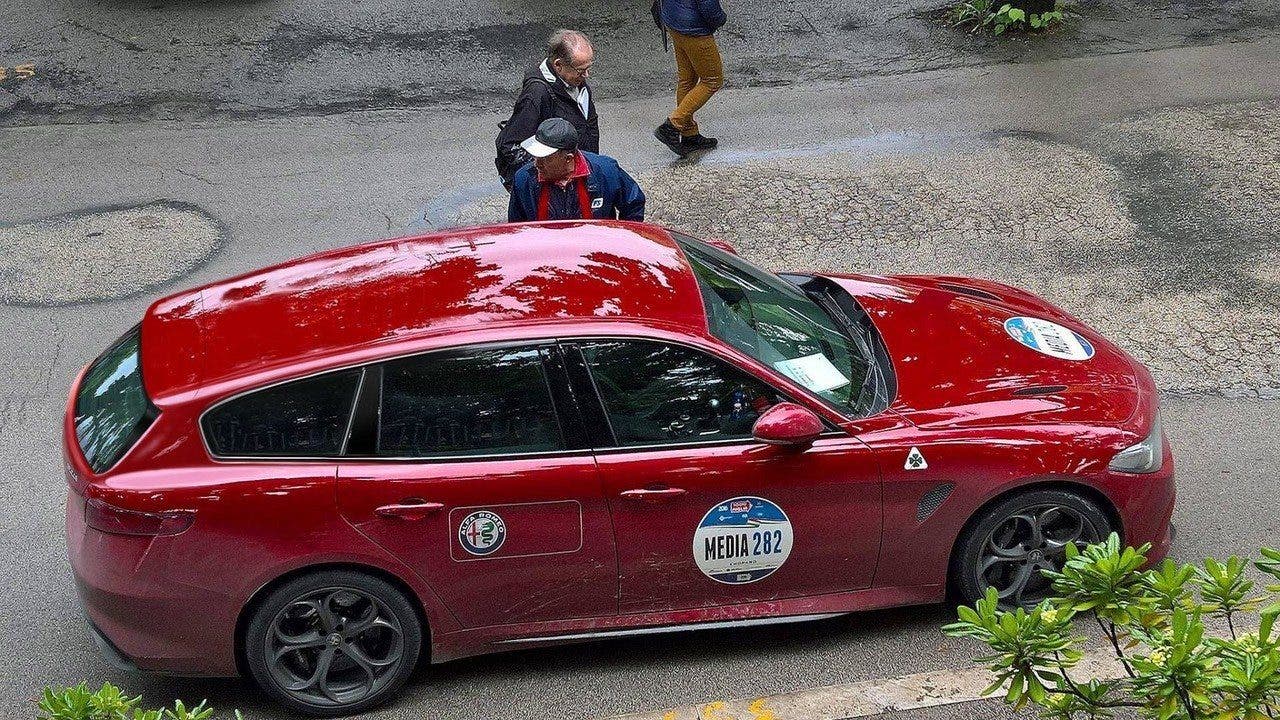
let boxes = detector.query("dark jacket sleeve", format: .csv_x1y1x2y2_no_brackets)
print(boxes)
614,166,646,221
508,168,536,222
496,81,551,184
697,0,727,31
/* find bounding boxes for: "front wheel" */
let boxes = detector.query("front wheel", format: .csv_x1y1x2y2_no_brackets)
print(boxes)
952,489,1111,609
244,569,423,716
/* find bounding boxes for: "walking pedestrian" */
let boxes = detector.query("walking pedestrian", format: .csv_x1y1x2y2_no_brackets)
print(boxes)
508,118,645,223
495,29,600,189
653,0,726,157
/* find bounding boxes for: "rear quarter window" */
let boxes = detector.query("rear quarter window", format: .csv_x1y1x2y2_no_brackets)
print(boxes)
201,369,362,458
75,326,155,473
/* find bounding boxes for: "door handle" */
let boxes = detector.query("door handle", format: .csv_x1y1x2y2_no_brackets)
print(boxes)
620,486,688,503
375,499,444,521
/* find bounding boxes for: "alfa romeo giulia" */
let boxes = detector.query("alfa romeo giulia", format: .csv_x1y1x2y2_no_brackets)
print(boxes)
65,221,1174,715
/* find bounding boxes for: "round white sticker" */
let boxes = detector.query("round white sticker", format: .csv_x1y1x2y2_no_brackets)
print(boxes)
693,496,793,585
458,510,506,556
1004,316,1095,361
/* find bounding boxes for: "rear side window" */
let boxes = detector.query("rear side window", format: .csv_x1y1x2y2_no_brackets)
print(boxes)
75,326,155,473
202,370,362,458
377,347,563,457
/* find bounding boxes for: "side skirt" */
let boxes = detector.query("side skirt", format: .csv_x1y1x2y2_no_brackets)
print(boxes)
494,612,847,645
429,583,946,663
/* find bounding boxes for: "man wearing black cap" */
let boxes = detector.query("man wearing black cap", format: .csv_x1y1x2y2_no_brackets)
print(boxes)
508,118,646,223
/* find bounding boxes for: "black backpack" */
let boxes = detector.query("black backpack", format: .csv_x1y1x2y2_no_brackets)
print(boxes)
650,0,668,50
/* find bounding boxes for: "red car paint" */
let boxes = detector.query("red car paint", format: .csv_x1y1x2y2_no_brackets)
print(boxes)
64,220,1174,676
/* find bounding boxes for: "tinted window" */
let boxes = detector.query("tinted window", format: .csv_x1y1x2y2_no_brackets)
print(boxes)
202,370,362,457
580,340,783,447
75,326,155,472
377,348,563,457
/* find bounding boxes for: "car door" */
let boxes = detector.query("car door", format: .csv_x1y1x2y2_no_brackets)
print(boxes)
336,342,617,629
564,338,882,615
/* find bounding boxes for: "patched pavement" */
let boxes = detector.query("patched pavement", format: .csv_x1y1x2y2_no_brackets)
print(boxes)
0,201,225,305
457,100,1280,398
2,0,1278,125
0,30,1278,720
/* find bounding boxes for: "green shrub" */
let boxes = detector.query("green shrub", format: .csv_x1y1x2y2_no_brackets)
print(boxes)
950,0,1067,35
944,534,1280,719
36,682,241,720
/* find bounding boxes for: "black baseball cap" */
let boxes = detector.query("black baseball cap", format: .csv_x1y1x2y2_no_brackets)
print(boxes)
521,118,579,157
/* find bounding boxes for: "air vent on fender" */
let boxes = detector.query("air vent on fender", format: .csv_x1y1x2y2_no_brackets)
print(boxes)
1012,385,1068,396
938,282,1002,302
917,483,955,522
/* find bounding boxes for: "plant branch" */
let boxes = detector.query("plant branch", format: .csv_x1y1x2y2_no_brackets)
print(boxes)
1095,614,1137,679
1052,651,1145,709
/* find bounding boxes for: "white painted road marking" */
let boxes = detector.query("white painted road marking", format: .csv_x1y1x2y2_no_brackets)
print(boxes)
604,649,1126,719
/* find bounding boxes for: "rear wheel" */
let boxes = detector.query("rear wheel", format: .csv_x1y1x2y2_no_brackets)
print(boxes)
952,489,1111,609
244,569,422,716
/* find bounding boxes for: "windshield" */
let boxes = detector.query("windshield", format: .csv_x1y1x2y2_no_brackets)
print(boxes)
675,235,888,417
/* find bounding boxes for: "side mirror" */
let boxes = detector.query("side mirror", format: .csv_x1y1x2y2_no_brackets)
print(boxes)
752,402,824,447
704,237,739,255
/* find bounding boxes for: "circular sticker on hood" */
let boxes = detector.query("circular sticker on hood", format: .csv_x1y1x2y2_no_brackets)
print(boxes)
1005,316,1095,361
693,496,793,585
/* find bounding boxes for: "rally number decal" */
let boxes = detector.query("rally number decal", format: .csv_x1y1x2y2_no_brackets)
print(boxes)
693,496,793,585
1004,316,1095,361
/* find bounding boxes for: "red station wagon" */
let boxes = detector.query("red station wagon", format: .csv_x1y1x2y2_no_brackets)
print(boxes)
65,221,1175,715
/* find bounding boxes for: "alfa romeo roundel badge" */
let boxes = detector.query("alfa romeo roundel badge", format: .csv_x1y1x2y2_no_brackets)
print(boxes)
458,510,506,556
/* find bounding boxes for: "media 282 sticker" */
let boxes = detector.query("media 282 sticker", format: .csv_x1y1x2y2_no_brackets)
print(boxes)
458,510,506,556
1004,316,1095,361
693,496,793,585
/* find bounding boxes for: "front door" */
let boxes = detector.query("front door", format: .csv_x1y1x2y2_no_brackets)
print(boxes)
568,339,882,615
336,344,616,628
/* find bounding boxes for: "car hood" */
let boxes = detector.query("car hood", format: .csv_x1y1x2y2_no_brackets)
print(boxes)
820,273,1150,428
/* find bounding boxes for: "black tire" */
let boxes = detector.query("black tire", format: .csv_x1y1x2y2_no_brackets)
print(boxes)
244,569,423,717
951,488,1112,609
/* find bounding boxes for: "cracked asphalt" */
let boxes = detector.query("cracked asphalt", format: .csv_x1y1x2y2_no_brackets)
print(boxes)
1,7,1279,720
1,0,1279,124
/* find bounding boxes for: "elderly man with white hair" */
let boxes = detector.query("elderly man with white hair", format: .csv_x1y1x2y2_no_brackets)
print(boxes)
495,29,601,190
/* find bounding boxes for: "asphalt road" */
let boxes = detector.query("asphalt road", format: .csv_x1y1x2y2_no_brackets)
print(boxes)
1,5,1279,719
1,0,1278,125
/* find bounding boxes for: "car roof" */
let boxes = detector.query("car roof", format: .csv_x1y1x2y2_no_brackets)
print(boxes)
140,221,709,401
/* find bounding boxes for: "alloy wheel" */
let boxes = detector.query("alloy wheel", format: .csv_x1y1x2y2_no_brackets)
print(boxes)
265,586,406,709
977,503,1099,607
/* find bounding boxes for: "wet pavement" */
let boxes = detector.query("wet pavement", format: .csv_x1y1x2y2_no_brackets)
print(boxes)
455,100,1280,397
0,10,1278,720
2,0,1279,125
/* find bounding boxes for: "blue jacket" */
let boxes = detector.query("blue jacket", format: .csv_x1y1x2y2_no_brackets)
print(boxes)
660,0,727,36
508,152,646,223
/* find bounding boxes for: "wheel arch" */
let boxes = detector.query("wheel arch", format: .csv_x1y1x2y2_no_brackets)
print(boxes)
945,478,1124,594
233,561,432,677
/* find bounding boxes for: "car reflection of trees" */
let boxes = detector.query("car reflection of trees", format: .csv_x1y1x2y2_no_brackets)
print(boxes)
205,371,359,456
76,332,149,468
584,342,775,444
378,349,561,456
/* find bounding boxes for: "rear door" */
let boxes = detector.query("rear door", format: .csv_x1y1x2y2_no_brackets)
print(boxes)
565,338,883,615
336,342,617,629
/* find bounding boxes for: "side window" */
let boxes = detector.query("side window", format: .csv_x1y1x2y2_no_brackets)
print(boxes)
377,347,563,457
579,340,783,447
202,369,362,457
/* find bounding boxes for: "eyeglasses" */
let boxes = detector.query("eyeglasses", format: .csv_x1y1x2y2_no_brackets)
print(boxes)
557,59,592,75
